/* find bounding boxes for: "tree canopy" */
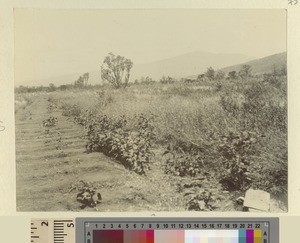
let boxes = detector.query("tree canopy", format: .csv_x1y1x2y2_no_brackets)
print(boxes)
101,53,133,88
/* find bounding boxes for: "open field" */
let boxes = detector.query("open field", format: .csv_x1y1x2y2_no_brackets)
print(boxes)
15,77,287,212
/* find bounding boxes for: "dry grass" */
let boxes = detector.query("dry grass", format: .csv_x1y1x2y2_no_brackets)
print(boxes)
16,76,287,211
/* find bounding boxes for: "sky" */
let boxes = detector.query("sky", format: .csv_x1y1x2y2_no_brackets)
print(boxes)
14,9,286,86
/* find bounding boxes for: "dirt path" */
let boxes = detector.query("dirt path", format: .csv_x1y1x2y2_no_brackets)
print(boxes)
16,94,185,211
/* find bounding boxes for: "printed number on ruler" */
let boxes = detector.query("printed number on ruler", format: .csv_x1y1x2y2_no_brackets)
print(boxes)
31,219,75,243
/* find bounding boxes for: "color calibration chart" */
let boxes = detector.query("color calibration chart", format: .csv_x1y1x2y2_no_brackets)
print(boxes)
76,218,279,243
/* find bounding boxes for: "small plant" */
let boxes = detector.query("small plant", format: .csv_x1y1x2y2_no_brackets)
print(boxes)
181,175,224,211
186,189,221,211
42,117,58,127
47,103,58,112
70,180,102,209
164,151,202,177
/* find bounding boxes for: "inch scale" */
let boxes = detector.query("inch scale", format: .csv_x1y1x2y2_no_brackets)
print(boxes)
31,219,75,243
30,217,279,243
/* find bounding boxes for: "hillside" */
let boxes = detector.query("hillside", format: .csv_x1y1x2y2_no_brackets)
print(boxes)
220,52,287,75
130,51,252,80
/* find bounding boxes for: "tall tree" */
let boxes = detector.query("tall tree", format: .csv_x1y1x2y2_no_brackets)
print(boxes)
74,76,84,88
238,65,252,81
215,70,225,80
205,67,215,81
197,74,206,82
101,53,133,88
83,72,89,86
48,83,56,92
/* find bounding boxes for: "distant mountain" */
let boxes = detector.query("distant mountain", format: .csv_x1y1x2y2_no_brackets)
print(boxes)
130,51,252,81
220,52,287,75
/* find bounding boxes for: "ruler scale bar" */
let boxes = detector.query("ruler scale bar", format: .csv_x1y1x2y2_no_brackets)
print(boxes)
31,219,75,243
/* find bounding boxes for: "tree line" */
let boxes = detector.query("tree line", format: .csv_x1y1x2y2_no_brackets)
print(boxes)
16,52,287,92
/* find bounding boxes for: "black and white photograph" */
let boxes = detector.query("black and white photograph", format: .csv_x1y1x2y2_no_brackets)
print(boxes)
14,9,287,212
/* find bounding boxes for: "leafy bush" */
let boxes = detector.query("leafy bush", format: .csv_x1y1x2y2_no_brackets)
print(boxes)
73,110,96,127
161,134,218,178
61,104,82,117
219,93,242,118
218,131,258,191
85,113,155,175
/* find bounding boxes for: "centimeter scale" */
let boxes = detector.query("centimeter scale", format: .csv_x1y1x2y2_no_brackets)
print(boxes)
31,218,279,243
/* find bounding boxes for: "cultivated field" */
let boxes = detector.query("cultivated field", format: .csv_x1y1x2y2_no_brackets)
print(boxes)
15,76,287,212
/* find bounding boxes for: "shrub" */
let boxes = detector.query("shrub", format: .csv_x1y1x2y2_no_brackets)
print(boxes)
218,131,258,191
163,138,206,177
96,90,115,107
241,81,287,132
215,81,223,92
